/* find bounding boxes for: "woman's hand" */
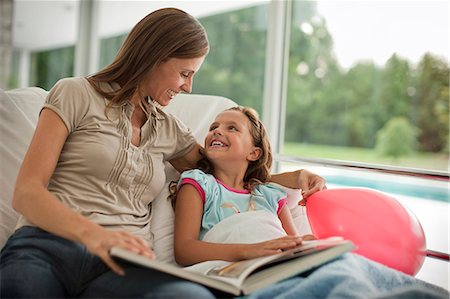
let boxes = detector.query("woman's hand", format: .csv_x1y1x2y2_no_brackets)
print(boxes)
240,236,303,260
269,169,326,203
298,169,327,205
82,227,155,275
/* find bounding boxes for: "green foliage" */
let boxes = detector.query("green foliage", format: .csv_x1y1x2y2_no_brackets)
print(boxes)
31,46,75,90
375,117,418,159
414,53,450,152
99,34,127,70
194,6,269,114
283,1,448,156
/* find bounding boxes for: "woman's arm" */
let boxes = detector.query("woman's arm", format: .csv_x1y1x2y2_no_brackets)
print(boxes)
13,108,153,275
270,169,327,199
170,146,326,200
169,143,203,173
174,184,302,266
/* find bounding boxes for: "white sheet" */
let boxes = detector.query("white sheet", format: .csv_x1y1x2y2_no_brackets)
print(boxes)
202,210,287,244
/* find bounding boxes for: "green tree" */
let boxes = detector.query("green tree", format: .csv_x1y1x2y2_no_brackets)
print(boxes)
378,54,413,125
31,46,74,90
375,117,418,159
194,6,268,114
414,53,449,152
335,62,381,148
285,1,340,145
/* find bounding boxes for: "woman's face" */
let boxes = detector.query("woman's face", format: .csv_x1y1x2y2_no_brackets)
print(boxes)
144,56,205,107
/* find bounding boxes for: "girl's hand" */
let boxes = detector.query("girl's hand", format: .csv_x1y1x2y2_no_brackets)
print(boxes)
300,234,317,241
241,236,304,260
82,227,155,275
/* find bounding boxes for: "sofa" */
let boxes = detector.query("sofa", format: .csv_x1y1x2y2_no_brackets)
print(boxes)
0,87,311,263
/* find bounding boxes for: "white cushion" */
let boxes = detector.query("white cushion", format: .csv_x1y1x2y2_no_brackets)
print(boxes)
0,87,47,248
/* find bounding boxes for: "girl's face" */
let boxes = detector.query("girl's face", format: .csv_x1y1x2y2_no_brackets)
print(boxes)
205,110,261,165
143,56,205,106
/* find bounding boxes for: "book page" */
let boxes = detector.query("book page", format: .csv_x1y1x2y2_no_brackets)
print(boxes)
184,260,246,287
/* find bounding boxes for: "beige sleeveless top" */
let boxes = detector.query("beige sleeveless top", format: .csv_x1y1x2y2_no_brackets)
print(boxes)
16,77,196,245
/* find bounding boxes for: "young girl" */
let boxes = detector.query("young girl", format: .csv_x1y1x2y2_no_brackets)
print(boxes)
174,106,314,266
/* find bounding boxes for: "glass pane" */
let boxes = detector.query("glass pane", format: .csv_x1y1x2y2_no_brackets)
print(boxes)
284,2,449,289
284,0,449,173
8,51,20,88
30,46,75,90
99,35,126,70
194,4,269,114
96,2,270,115
11,0,79,88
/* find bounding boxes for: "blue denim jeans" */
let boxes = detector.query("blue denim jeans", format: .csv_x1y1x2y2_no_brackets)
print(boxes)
0,226,215,298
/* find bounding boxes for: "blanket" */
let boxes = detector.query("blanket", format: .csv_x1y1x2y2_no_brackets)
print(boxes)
247,253,449,299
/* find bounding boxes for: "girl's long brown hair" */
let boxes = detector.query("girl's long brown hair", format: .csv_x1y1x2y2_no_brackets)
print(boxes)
170,106,272,208
87,8,209,106
198,106,273,190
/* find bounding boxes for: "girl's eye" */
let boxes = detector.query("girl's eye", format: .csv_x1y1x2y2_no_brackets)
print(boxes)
229,126,238,132
181,73,189,79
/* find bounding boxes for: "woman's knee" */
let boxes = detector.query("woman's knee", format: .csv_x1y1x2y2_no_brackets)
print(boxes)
1,261,66,298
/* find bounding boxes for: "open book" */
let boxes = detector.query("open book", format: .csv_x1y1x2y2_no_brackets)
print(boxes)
110,237,354,296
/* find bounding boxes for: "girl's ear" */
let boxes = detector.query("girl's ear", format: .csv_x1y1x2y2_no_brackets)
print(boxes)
247,147,262,162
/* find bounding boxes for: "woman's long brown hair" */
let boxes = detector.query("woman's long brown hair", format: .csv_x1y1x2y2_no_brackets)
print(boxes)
87,8,209,106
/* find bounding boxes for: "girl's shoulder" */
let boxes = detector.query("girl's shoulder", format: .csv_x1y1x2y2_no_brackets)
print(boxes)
254,182,287,198
180,169,215,184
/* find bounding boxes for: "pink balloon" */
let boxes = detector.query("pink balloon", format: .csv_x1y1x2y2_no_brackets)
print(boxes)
306,188,426,276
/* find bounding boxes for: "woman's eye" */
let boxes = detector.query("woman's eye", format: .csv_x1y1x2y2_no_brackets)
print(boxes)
229,126,238,131
209,126,217,131
181,73,189,79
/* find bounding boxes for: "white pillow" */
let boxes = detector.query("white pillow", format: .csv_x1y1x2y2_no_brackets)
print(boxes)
0,87,47,248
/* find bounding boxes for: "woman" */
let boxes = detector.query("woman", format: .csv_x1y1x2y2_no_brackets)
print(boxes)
0,8,325,298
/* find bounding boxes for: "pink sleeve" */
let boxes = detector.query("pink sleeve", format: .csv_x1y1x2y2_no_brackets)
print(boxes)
179,178,206,204
277,197,288,214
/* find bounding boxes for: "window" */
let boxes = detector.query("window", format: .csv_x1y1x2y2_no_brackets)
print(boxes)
284,0,449,173
30,46,75,89
282,1,449,288
11,0,79,90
